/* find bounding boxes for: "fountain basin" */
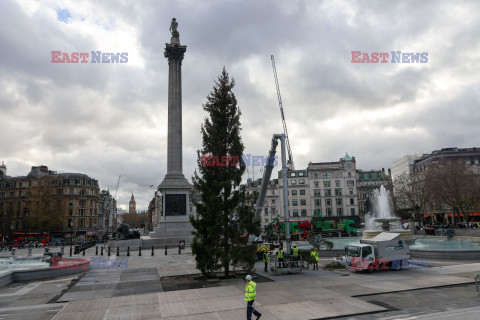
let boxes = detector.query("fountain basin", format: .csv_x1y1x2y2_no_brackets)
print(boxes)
0,256,90,288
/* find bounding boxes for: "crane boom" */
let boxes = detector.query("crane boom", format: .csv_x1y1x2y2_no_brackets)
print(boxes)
255,133,291,253
113,175,121,200
271,55,294,170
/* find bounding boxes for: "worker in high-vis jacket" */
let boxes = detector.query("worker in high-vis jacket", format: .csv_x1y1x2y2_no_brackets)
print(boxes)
263,249,269,272
311,247,319,270
277,246,284,268
245,275,262,320
292,245,299,267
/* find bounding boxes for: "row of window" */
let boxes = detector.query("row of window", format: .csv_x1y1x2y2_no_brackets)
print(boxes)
311,171,354,179
0,178,98,189
313,180,355,188
291,199,307,206
68,208,98,216
290,189,306,195
289,179,306,185
288,207,356,217
288,172,306,177
67,218,97,228
314,198,356,206
0,187,98,198
313,188,346,196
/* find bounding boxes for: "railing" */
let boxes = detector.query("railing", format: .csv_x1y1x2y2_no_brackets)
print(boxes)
268,254,303,273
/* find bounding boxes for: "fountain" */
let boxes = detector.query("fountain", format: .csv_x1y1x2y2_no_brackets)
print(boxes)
362,186,414,243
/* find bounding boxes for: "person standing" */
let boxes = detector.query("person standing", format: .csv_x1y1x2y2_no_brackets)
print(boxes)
245,275,262,320
263,250,269,272
277,246,284,268
311,248,319,271
292,245,299,267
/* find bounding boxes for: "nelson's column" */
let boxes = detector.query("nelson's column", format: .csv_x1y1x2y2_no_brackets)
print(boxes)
146,18,194,247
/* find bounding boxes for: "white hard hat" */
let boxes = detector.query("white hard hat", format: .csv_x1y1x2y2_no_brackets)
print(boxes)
245,275,252,281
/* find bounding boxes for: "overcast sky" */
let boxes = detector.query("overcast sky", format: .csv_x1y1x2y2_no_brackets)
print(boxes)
1,0,479,211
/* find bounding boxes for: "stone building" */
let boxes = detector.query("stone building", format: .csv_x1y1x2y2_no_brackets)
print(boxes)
246,178,280,228
412,147,480,173
278,169,311,219
307,154,359,220
0,165,100,241
244,153,362,228
357,168,393,218
98,190,117,239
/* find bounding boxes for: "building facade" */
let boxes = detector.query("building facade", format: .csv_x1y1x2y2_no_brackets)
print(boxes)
0,165,100,242
98,190,117,239
357,168,393,218
246,178,280,228
413,148,480,173
245,153,362,229
278,169,311,219
307,154,359,220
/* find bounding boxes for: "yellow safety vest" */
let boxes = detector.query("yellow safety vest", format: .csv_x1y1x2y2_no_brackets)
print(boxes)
293,248,299,257
311,250,319,261
277,249,284,259
245,281,257,301
263,252,269,262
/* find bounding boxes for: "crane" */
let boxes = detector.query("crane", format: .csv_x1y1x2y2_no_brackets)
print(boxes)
255,134,291,253
271,55,294,171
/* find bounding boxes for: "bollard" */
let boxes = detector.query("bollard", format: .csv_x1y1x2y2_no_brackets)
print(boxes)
83,249,85,256
11,248,16,256
28,248,32,256
139,247,142,256
101,246,104,256
178,245,181,255
151,246,154,256
165,245,167,255
127,246,130,256
69,246,72,257
61,246,65,255
96,246,98,255
117,247,119,257
108,246,111,257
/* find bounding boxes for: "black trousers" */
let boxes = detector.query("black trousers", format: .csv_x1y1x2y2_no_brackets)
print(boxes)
247,300,261,320
264,262,268,272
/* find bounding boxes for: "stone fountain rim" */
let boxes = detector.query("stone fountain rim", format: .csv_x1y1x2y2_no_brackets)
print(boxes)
373,217,401,223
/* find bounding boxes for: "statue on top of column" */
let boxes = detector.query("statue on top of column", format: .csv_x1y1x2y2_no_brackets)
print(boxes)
170,18,179,38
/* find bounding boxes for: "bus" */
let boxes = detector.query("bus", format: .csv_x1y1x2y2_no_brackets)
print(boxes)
12,232,50,247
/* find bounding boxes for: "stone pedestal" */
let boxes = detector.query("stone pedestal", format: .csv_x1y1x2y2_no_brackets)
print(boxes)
143,216,194,248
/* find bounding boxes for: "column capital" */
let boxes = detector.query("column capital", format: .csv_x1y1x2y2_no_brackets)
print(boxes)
164,43,187,62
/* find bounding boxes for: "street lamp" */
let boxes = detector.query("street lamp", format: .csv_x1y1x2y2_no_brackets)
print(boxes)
10,222,14,249
69,220,74,246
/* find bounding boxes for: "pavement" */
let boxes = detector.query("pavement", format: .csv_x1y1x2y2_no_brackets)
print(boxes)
0,246,479,319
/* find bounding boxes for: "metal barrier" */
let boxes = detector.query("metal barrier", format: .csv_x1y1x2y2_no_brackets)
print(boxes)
268,254,303,274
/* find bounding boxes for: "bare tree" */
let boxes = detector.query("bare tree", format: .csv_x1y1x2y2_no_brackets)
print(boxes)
394,172,433,225
428,159,480,226
26,182,65,233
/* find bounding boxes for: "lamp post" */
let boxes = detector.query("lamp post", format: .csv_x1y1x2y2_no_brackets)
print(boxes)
10,222,14,249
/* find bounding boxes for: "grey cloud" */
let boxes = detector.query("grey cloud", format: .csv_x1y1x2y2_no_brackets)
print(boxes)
1,0,479,209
